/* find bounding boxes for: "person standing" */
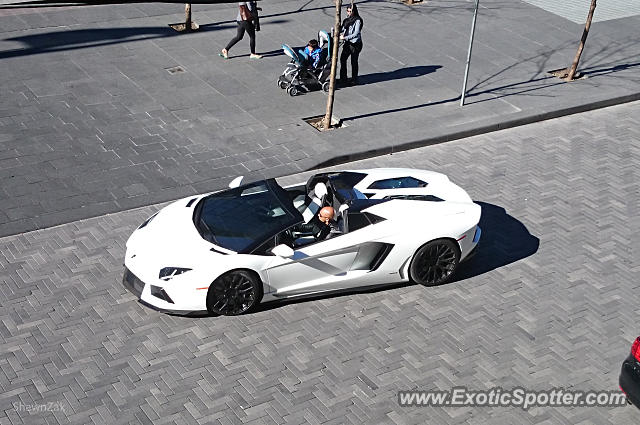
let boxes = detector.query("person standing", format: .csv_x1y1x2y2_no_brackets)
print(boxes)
339,3,363,85
220,2,262,59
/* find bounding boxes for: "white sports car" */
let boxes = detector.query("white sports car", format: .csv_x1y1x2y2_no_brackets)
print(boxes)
123,168,481,316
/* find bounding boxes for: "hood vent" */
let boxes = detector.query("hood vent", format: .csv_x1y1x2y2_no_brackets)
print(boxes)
383,194,444,202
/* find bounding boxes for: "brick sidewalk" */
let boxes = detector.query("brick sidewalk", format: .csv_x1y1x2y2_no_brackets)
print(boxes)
1,102,639,424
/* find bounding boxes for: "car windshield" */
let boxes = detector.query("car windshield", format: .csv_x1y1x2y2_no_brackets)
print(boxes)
194,179,303,253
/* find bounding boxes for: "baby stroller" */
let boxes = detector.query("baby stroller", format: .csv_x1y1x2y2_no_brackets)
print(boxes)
277,30,332,96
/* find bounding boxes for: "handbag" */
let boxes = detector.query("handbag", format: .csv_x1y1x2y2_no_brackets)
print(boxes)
250,1,261,31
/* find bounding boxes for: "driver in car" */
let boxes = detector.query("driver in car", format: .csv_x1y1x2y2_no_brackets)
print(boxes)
292,206,339,243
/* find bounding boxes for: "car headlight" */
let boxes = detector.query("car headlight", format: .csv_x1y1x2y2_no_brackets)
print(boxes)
159,267,192,281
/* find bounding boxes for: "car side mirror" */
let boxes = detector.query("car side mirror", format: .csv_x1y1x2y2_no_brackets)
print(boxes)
229,176,244,188
271,244,294,258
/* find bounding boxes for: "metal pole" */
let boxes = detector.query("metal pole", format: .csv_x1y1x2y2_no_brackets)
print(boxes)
460,0,479,106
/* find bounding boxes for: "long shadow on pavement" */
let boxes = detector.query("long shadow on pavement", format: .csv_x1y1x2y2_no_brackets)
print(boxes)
357,65,441,85
339,58,640,124
0,22,287,59
251,201,538,315
1,27,192,59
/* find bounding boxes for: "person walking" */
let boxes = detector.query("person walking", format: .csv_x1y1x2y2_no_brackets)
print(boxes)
339,3,363,85
220,2,262,59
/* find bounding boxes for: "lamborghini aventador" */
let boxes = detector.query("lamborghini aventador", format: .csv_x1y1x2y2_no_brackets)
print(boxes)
123,168,481,316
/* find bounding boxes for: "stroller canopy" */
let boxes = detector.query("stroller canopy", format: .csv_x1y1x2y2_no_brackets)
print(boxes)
282,44,304,65
282,30,331,66
318,30,330,53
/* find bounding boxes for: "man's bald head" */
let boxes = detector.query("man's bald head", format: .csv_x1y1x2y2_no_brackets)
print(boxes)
318,206,334,224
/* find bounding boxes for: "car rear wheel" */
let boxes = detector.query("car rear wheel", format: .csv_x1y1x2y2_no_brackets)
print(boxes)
206,270,262,316
409,239,460,286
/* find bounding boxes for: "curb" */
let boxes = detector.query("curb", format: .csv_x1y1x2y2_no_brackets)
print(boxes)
310,92,640,170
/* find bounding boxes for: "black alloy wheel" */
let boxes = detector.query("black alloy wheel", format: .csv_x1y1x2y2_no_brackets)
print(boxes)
206,270,262,316
409,239,460,286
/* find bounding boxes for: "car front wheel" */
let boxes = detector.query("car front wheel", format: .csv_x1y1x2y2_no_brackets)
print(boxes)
409,239,460,286
206,270,262,316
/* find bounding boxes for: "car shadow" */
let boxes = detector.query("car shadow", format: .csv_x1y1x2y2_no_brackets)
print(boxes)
450,201,539,282
247,201,539,315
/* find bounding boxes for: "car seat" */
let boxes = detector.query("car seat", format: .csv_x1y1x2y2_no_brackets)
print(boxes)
301,182,328,223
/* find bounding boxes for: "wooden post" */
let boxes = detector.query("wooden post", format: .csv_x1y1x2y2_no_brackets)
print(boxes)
566,0,596,81
323,0,342,130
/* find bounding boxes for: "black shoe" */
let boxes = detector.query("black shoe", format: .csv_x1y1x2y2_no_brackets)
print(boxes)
351,78,359,86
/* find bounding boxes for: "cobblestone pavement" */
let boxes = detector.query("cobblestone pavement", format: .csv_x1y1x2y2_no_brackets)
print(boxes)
522,0,640,24
1,0,639,237
1,101,639,424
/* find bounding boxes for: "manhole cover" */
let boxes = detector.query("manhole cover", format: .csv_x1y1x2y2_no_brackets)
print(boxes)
166,66,185,74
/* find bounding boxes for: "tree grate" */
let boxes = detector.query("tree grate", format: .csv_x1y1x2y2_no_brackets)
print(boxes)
166,66,185,74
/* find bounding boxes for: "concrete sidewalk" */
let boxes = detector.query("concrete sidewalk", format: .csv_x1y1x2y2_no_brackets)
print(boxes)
1,0,639,237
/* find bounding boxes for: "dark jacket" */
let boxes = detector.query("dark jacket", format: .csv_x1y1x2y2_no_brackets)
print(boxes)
294,215,331,241
341,4,363,44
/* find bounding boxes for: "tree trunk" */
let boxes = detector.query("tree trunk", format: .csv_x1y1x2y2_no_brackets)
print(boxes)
169,3,199,32
566,0,596,81
323,0,342,130
185,3,192,28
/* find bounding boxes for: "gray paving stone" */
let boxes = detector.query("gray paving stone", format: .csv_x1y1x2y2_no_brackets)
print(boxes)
5,100,640,423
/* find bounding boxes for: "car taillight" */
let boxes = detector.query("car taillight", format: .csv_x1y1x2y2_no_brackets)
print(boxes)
631,337,640,362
